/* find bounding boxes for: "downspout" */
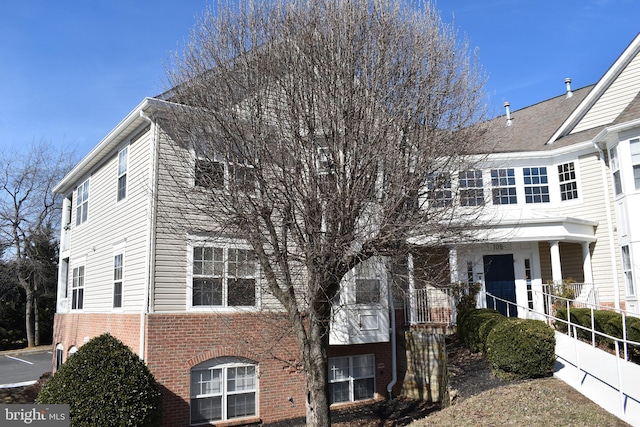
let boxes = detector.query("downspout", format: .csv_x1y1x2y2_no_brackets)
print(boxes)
139,109,159,359
386,258,397,399
594,141,621,310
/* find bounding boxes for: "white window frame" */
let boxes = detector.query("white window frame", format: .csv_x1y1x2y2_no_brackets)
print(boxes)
328,354,375,404
190,358,257,425
427,173,453,207
558,162,579,201
630,138,640,190
75,178,89,226
622,245,635,297
193,148,255,192
117,145,128,202
490,168,517,205
71,264,85,311
113,247,124,310
610,145,623,195
458,170,485,207
55,343,64,370
187,239,259,311
523,167,550,204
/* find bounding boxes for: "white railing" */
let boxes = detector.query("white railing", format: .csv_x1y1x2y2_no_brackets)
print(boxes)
486,288,640,418
544,281,599,308
405,287,456,325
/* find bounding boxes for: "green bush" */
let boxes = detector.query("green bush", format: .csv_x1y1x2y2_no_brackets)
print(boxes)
37,333,161,426
486,319,556,380
457,308,505,354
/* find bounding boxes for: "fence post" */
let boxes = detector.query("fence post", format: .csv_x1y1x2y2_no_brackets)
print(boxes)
615,340,625,416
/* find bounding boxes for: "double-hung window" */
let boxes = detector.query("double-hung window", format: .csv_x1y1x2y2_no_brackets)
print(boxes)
630,138,640,190
71,266,85,310
113,253,123,309
329,354,375,404
523,167,549,203
610,146,623,195
75,179,89,225
191,358,257,424
195,153,224,189
491,168,517,205
427,173,452,207
192,246,256,307
622,245,635,297
459,170,484,206
117,146,128,201
558,162,578,201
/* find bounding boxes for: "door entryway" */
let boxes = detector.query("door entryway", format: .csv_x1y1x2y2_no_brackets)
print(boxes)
483,254,516,316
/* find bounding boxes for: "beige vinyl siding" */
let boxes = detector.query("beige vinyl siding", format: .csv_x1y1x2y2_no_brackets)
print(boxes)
151,127,290,313
572,52,640,134
67,125,152,313
575,153,623,304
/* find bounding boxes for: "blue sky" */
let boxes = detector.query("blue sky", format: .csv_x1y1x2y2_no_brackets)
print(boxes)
1,0,639,158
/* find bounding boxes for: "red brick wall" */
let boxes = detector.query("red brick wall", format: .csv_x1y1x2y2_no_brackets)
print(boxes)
52,313,141,366
52,311,398,426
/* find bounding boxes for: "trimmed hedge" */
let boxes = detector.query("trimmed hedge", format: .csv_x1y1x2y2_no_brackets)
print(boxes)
37,333,161,426
486,319,556,380
457,308,506,354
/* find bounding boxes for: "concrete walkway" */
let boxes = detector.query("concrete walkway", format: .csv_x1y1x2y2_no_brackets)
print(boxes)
554,331,640,426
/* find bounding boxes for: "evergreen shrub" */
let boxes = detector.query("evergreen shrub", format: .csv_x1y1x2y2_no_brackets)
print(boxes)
486,318,555,380
457,308,505,354
36,333,161,427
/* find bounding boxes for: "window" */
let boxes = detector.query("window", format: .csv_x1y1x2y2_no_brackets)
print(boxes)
622,245,635,297
525,259,533,310
75,179,89,225
490,168,517,205
610,146,622,195
55,344,63,370
427,173,452,207
558,162,578,201
190,358,257,424
116,146,128,201
113,254,123,309
71,266,84,310
329,354,375,404
631,139,640,190
192,246,256,307
355,279,380,305
459,170,484,206
195,157,224,188
523,167,549,203
466,261,474,285
194,150,254,192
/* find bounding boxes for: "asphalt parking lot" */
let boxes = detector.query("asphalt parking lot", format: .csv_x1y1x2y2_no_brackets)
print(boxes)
0,349,52,388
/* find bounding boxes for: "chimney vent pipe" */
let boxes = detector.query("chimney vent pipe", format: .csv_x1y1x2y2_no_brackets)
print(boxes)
565,78,573,98
504,101,512,126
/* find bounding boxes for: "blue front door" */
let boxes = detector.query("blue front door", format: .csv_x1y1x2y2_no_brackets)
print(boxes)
483,254,516,316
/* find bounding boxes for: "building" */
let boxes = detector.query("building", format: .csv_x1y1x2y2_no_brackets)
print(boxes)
51,33,640,426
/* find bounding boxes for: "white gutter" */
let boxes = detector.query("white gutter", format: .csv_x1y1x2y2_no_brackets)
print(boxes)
138,109,159,359
592,139,621,310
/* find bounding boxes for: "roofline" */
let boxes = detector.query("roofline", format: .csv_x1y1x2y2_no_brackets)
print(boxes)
53,97,170,194
592,117,640,148
545,32,640,145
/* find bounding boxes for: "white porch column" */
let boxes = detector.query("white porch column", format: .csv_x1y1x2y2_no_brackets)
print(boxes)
449,246,458,284
407,252,416,325
549,240,563,283
582,242,594,284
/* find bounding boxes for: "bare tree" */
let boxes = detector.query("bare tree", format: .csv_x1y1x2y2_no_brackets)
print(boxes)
0,141,73,347
163,1,488,425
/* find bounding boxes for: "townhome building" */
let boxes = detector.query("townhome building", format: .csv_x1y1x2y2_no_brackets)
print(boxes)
51,32,640,426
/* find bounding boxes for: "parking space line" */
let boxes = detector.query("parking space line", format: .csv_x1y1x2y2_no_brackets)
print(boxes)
5,355,34,365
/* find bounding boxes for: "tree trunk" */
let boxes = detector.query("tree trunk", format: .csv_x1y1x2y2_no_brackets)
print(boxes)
303,320,331,427
34,279,40,346
23,284,35,348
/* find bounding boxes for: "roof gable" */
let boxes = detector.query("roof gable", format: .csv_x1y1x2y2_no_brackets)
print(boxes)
546,33,640,144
